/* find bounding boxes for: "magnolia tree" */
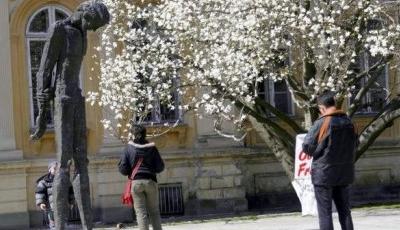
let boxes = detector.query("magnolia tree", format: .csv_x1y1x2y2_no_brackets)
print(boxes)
89,0,400,180
88,0,183,139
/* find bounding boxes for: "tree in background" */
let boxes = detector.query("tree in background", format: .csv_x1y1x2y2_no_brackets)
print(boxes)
89,0,400,179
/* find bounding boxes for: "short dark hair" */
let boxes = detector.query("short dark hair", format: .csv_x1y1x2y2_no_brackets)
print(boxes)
131,124,147,143
317,91,336,107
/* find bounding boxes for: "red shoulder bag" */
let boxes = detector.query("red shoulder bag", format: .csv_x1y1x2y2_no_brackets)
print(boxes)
121,157,143,206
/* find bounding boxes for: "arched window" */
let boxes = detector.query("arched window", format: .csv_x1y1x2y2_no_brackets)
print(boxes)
26,6,70,127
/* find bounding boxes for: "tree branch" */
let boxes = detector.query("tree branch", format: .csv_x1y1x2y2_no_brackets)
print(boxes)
348,63,387,117
356,96,400,160
348,57,388,87
248,116,295,180
254,97,305,134
286,75,310,102
232,98,295,149
204,75,297,148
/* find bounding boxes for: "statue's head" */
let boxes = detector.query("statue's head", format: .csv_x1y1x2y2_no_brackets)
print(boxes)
76,1,110,31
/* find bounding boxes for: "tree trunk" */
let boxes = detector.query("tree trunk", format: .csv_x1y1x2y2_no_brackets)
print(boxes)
249,116,295,180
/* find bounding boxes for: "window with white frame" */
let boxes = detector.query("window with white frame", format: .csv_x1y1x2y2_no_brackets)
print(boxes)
257,79,294,115
26,6,70,127
350,19,388,114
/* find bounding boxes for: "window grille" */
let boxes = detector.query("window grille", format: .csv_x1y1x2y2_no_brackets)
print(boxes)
158,183,184,216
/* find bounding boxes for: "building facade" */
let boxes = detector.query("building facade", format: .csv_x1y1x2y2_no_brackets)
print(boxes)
1,0,400,229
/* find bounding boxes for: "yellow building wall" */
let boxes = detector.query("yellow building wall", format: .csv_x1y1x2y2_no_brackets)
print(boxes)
9,0,198,159
2,0,400,228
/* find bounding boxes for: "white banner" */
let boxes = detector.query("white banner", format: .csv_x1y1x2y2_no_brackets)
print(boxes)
291,134,318,216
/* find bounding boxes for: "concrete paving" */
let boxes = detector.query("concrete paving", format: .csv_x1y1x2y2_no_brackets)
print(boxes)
95,208,400,230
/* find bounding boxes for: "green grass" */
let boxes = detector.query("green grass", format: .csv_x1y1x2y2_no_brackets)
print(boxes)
354,202,400,211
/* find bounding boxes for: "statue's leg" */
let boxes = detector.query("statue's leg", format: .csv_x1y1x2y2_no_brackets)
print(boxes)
53,96,74,230
72,96,93,230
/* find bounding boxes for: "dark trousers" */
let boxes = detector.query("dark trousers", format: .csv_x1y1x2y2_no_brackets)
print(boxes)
314,185,354,230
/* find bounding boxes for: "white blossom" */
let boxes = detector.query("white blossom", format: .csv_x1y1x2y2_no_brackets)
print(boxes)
89,0,400,140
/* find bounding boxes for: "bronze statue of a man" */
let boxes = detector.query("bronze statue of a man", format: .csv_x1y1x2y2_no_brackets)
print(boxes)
30,1,110,229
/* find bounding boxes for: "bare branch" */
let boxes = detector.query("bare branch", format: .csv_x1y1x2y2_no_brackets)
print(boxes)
356,97,400,160
147,119,181,138
213,118,248,142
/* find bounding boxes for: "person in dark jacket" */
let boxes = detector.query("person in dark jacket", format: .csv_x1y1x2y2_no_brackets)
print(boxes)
119,124,165,230
303,91,357,230
36,161,58,229
35,161,74,229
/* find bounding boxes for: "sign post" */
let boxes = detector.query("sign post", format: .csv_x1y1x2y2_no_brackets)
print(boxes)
291,134,318,216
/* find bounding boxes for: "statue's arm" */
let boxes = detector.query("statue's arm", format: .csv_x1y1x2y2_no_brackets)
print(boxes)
31,22,64,140
36,22,63,96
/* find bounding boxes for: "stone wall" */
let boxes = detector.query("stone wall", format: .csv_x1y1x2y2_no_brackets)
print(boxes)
1,145,400,228
352,145,400,204
0,164,29,229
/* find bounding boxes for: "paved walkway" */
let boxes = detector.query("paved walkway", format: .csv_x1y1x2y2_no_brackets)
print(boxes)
94,207,400,230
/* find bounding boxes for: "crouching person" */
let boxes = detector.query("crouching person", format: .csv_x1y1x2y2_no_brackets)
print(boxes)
119,124,165,230
35,161,74,229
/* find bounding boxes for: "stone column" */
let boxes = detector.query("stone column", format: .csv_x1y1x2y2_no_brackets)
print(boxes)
0,1,21,159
